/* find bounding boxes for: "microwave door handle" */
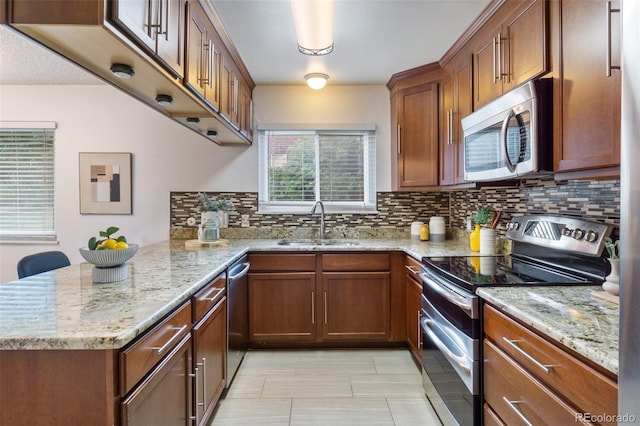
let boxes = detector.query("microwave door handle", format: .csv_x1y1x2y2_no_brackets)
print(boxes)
501,109,517,173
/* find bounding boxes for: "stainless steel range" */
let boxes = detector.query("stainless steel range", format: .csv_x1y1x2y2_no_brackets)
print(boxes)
419,214,613,426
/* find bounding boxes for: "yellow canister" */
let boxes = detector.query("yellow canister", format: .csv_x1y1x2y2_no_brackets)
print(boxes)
420,223,429,241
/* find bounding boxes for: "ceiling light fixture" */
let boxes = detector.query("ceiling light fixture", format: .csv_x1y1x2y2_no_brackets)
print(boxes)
109,63,135,78
155,94,174,106
291,0,334,55
305,73,329,90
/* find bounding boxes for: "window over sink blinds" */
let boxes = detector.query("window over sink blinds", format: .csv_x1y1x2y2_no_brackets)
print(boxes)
0,122,56,241
258,129,376,213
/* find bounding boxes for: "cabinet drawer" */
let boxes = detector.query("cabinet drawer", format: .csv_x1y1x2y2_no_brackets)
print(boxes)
193,273,226,323
405,255,422,280
483,403,506,426
484,304,617,420
248,253,316,272
120,301,192,395
484,340,591,425
322,253,390,272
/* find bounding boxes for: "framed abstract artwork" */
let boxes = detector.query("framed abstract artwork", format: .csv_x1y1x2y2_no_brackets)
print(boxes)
79,152,132,214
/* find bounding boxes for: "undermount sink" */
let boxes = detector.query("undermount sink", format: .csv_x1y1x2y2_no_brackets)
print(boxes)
276,239,360,246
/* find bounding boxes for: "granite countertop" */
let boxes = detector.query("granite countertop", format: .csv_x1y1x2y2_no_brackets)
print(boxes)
477,286,619,375
0,237,473,351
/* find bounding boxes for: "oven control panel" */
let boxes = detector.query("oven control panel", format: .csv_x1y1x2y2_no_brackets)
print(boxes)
505,215,613,257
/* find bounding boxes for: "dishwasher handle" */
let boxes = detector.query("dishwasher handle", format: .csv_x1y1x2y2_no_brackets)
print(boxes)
228,262,250,281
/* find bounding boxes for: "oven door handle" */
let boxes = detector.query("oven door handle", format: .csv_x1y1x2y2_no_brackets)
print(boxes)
421,318,471,374
419,272,473,316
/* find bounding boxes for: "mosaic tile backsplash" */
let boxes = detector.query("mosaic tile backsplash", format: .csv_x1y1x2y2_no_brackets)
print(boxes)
170,178,620,240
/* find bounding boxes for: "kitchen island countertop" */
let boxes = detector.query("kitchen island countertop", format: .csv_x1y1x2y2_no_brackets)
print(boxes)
477,286,619,375
0,238,472,351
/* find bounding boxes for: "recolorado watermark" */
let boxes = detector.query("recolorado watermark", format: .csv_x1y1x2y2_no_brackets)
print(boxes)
576,413,637,423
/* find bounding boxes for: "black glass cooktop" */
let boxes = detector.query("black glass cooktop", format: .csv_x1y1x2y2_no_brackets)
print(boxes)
422,255,602,292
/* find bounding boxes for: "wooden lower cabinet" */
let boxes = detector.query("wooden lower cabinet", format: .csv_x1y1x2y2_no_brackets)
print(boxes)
322,272,390,341
248,252,396,345
121,334,193,426
192,297,226,426
483,303,618,425
405,256,422,363
248,272,317,342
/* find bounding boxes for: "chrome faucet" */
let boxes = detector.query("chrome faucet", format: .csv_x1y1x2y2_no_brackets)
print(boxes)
311,200,328,239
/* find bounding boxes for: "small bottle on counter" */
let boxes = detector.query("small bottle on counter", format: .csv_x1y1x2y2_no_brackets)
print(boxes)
420,223,429,241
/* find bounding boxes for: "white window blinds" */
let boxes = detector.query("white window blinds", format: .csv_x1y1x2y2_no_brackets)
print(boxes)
0,123,56,241
259,129,376,212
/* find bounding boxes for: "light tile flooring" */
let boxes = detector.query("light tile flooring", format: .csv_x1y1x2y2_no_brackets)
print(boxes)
209,348,443,425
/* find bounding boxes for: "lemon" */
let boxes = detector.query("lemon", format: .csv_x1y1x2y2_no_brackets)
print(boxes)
114,241,129,250
100,238,118,249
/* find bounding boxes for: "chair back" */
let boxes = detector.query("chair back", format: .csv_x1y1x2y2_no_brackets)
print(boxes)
17,251,71,279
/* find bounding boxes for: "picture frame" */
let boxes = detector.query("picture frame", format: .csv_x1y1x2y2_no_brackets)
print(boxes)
79,152,132,214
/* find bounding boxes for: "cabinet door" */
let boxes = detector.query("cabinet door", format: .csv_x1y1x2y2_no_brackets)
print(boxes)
185,1,220,109
455,57,472,184
155,0,185,78
122,335,193,426
405,261,422,364
556,0,620,176
397,82,439,189
473,31,502,108
113,0,184,78
220,55,240,129
248,272,317,342
321,272,391,341
502,0,547,93
439,74,455,186
192,298,226,426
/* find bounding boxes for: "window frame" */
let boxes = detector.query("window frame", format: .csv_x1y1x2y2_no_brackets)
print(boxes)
0,121,57,243
258,128,377,214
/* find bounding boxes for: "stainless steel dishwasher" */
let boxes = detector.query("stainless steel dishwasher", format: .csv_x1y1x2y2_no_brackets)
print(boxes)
226,256,250,388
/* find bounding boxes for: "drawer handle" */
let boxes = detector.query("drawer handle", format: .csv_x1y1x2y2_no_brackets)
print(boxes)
502,397,533,426
405,265,420,274
502,337,554,373
151,324,188,354
204,287,225,302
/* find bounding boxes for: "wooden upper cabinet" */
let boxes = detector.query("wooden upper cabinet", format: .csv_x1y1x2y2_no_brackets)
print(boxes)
472,0,547,108
220,53,241,130
440,52,474,188
388,63,441,191
112,0,185,79
185,0,222,111
554,0,620,179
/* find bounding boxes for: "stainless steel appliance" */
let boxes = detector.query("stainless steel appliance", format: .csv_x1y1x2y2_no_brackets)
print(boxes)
420,214,612,425
461,79,553,182
620,0,639,420
226,256,250,388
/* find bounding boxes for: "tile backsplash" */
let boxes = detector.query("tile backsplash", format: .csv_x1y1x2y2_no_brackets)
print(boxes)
170,178,620,240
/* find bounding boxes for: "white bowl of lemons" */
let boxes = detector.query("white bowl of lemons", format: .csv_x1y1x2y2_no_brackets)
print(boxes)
79,227,138,267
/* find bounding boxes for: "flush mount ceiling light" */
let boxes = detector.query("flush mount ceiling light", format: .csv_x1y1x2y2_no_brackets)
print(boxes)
155,94,174,106
291,0,334,55
109,63,135,78
305,73,329,90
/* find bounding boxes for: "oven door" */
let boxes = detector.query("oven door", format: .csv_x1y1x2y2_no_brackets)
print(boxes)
420,268,480,425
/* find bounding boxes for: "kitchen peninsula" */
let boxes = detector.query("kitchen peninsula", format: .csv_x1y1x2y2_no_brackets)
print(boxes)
0,238,619,425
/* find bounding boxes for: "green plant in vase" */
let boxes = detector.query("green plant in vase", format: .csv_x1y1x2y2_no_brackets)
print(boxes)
602,236,620,295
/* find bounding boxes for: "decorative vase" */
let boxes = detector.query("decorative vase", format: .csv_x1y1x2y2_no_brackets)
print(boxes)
602,259,620,296
199,212,220,241
480,228,497,255
217,211,229,228
469,225,481,252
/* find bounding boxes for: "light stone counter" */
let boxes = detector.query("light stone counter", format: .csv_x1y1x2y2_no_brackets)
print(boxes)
0,237,473,351
477,286,619,375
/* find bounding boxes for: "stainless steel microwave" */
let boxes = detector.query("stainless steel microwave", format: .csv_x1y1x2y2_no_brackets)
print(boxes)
461,79,553,182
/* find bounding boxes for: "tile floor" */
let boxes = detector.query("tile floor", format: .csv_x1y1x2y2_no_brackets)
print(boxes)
209,348,443,425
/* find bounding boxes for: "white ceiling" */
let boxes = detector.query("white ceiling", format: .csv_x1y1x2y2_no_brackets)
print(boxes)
0,0,491,86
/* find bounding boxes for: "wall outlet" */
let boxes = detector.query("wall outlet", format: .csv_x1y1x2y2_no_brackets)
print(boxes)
241,214,250,227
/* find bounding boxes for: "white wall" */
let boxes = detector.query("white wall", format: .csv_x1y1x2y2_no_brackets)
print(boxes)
0,83,390,282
